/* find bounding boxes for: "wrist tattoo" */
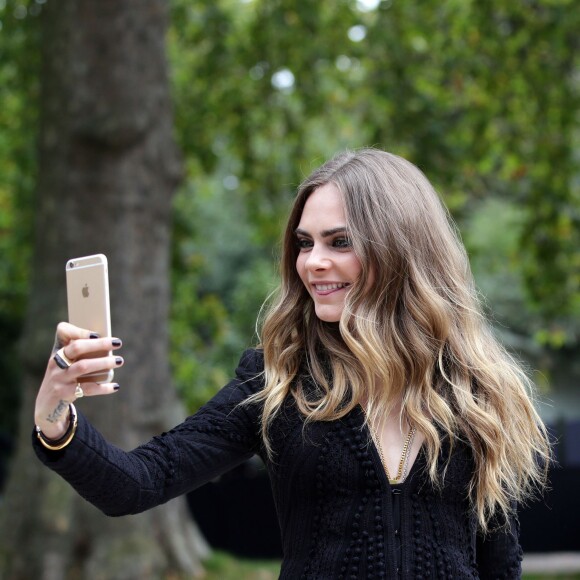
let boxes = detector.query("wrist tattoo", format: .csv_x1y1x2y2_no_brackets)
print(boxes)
46,400,69,423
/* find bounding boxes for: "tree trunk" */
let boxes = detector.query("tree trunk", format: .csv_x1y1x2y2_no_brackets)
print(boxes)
0,1,209,578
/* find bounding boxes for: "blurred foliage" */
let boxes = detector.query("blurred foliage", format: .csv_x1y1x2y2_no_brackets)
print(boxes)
0,0,41,433
0,0,578,418
167,0,579,409
170,172,277,409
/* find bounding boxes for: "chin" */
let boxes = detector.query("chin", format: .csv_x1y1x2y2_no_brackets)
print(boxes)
314,308,342,323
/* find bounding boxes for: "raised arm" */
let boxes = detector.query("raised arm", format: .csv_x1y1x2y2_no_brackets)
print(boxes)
33,328,265,516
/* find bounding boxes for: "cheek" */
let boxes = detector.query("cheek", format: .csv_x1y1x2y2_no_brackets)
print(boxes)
346,255,363,280
356,261,374,294
296,255,308,285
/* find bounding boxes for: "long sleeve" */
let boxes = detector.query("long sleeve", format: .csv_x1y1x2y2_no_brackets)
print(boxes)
32,349,264,517
476,509,523,579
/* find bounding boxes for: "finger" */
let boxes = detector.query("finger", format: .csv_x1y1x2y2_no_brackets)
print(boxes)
69,354,124,379
64,337,122,361
75,381,121,397
53,322,100,352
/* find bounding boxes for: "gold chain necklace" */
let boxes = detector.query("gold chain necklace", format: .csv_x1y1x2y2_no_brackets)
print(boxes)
370,423,417,485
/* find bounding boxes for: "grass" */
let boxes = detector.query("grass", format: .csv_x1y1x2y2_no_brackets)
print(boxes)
201,551,281,579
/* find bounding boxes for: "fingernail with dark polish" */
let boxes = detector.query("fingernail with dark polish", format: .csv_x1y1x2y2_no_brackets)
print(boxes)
113,384,120,391
115,357,124,365
112,338,122,347
90,332,100,339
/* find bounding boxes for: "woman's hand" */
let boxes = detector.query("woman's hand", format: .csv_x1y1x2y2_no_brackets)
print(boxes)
34,322,124,440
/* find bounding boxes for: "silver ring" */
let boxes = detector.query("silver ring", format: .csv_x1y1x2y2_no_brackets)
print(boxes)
75,384,84,399
54,347,73,369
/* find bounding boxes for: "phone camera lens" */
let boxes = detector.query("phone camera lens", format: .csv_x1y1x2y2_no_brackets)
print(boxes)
68,261,75,269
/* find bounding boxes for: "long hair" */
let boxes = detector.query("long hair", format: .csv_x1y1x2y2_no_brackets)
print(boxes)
253,148,550,531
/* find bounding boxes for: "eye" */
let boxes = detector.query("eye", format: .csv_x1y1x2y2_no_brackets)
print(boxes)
332,237,352,249
296,237,313,250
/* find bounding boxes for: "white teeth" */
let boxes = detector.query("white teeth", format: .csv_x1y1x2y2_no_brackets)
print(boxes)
315,283,348,291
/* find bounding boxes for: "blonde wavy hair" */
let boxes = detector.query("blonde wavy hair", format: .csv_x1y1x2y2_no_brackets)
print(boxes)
253,148,550,531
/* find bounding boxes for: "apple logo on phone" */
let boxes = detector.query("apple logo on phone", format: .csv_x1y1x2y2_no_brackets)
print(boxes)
82,284,90,298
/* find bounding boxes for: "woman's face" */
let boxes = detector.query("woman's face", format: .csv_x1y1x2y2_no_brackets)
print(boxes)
295,183,362,322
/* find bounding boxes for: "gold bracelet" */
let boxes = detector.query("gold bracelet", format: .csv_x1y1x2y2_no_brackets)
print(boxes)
36,403,78,451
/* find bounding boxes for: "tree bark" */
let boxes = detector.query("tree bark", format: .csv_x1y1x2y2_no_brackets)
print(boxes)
0,1,209,578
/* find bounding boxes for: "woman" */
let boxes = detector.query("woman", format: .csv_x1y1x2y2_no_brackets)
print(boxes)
34,149,550,579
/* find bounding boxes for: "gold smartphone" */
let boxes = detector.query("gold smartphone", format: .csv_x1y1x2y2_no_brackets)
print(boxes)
66,254,114,383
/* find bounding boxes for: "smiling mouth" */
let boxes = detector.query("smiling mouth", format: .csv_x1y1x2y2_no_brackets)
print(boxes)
313,282,350,292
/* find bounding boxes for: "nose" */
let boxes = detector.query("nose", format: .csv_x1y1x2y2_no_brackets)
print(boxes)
305,243,331,271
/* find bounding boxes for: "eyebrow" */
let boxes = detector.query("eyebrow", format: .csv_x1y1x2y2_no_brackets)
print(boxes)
294,226,347,238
